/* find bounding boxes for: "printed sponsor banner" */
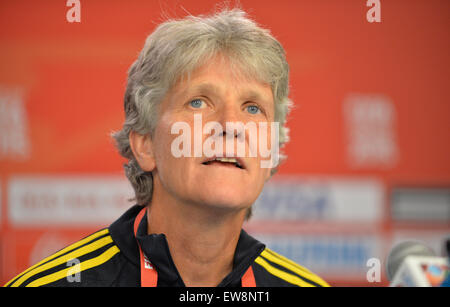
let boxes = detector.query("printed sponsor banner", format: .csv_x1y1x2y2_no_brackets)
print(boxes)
343,93,398,169
8,175,134,227
7,175,386,226
250,232,384,281
391,188,450,222
0,87,30,161
252,176,385,223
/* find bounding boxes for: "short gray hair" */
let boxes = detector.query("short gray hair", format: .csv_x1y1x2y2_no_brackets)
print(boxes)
112,8,292,219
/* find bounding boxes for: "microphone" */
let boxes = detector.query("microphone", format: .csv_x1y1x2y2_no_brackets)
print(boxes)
441,236,450,287
386,240,449,287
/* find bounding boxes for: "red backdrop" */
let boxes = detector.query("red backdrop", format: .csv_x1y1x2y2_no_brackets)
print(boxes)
1,0,449,286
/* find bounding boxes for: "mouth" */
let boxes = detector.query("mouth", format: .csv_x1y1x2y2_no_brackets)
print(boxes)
201,157,245,170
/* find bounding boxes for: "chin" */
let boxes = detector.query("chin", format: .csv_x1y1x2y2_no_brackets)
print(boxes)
192,182,255,212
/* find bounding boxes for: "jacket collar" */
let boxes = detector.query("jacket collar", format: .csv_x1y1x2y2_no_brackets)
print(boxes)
109,204,265,286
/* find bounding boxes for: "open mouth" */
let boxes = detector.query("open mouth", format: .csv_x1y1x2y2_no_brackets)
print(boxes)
201,157,244,169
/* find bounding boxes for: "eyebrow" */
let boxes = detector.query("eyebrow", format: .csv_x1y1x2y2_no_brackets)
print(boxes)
188,83,220,98
244,90,271,105
182,82,272,105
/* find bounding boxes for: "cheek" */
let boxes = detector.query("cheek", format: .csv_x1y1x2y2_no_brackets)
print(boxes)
152,116,178,173
153,113,181,158
257,121,279,169
152,115,196,183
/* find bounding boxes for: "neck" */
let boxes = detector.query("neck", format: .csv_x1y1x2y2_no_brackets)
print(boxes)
147,181,247,287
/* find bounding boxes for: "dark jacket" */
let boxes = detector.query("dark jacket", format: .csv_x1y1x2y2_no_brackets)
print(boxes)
5,205,329,287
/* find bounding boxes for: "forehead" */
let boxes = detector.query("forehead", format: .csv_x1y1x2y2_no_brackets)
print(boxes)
169,56,274,102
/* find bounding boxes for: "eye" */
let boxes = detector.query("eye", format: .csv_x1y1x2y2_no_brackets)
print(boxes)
246,105,261,115
189,98,206,109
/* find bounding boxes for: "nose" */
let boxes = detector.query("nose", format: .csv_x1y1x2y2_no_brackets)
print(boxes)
215,101,244,139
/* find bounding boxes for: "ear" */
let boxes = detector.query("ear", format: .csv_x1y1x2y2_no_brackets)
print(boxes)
129,130,156,172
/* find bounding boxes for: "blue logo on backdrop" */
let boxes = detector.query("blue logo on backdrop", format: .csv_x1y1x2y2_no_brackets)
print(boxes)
253,182,334,220
256,235,373,273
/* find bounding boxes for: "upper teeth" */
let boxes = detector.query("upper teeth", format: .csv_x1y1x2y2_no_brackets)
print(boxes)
212,157,242,168
216,158,237,163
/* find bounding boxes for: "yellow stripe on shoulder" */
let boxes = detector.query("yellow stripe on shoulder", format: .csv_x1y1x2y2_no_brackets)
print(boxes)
261,249,330,287
4,228,109,287
255,256,315,287
26,245,120,287
8,231,113,287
